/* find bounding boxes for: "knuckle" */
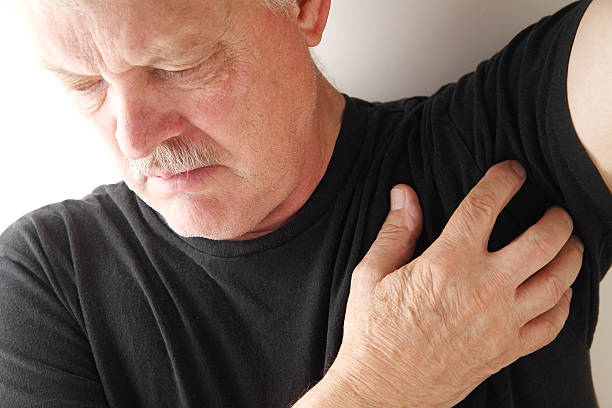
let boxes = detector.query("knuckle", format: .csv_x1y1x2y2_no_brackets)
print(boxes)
503,304,522,331
436,230,466,253
395,234,419,255
550,206,574,232
540,317,562,345
483,358,502,376
472,278,500,311
513,297,533,327
545,274,566,303
486,162,509,180
350,264,369,287
567,238,585,262
521,337,542,357
403,265,437,306
381,221,408,236
518,335,535,357
485,267,512,293
465,190,498,220
483,337,514,375
377,222,419,251
570,235,584,253
351,263,367,280
528,229,557,256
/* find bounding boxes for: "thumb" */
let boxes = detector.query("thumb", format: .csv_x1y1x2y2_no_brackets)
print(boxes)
355,185,423,292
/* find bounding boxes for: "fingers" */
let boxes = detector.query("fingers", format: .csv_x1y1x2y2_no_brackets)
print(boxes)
494,206,575,285
514,235,583,323
438,161,526,252
354,185,423,292
518,287,572,357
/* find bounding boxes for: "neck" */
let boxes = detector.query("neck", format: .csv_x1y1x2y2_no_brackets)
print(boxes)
228,70,346,241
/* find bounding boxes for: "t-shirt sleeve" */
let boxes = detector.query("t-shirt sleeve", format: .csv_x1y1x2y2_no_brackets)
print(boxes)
0,214,108,407
416,0,612,346
431,0,611,271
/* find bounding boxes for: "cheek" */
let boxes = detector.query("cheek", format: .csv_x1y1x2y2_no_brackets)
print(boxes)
188,65,252,130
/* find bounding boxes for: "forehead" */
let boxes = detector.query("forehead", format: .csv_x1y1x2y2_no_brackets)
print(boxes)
26,0,235,74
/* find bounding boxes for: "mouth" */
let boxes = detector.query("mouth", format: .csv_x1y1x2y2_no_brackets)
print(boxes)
147,165,221,194
152,168,202,180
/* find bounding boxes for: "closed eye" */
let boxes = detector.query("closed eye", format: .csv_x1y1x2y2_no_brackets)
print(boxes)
73,79,103,92
152,49,227,84
164,63,206,79
44,66,103,93
154,61,212,82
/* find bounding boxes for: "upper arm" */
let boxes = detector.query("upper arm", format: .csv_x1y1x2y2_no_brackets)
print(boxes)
568,0,612,193
413,0,612,347
0,221,108,407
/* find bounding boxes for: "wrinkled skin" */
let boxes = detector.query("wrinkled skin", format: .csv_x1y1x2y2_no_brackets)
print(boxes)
25,0,345,240
23,1,583,406
296,161,582,407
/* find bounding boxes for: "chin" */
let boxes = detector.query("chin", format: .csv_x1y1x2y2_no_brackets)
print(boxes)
158,196,256,240
167,219,247,240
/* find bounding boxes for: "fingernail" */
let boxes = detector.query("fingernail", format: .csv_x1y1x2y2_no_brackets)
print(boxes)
391,188,404,210
510,160,526,178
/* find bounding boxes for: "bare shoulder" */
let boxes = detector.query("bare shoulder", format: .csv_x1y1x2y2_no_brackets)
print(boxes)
567,0,612,192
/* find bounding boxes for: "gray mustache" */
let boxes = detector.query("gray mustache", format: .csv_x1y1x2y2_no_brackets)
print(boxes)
129,137,219,177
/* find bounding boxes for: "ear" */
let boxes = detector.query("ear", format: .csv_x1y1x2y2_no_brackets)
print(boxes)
295,0,331,47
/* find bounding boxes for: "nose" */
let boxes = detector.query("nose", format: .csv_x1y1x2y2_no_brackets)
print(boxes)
111,82,183,160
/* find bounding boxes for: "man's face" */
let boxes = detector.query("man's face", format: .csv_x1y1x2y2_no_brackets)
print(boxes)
28,0,323,240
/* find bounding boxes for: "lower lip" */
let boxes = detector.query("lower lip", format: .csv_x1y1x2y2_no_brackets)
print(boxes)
148,165,220,194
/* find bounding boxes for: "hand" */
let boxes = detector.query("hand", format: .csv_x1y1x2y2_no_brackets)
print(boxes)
320,161,582,407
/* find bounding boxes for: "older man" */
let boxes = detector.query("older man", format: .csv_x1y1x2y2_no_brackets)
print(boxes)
1,0,610,406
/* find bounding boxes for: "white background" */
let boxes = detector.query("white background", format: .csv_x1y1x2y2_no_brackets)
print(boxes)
0,0,610,404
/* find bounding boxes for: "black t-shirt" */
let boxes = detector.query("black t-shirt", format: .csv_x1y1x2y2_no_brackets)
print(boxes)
1,1,611,407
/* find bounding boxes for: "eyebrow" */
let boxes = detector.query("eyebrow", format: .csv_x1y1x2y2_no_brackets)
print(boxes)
38,0,234,78
39,38,225,79
38,58,99,79
147,39,226,69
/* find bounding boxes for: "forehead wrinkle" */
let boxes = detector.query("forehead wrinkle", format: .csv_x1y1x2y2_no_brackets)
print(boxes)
31,0,235,75
97,1,233,74
144,2,234,68
84,4,142,74
26,0,118,76
40,23,105,75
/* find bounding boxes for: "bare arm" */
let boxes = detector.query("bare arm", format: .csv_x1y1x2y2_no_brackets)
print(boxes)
568,0,612,192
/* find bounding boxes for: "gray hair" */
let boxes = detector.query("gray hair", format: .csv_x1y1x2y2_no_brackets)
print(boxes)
22,0,297,17
260,0,295,12
129,137,222,180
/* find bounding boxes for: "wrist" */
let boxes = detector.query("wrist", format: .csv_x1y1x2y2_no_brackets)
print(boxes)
292,364,369,408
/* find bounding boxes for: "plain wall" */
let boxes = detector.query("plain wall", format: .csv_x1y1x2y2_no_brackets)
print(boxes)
0,0,610,404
